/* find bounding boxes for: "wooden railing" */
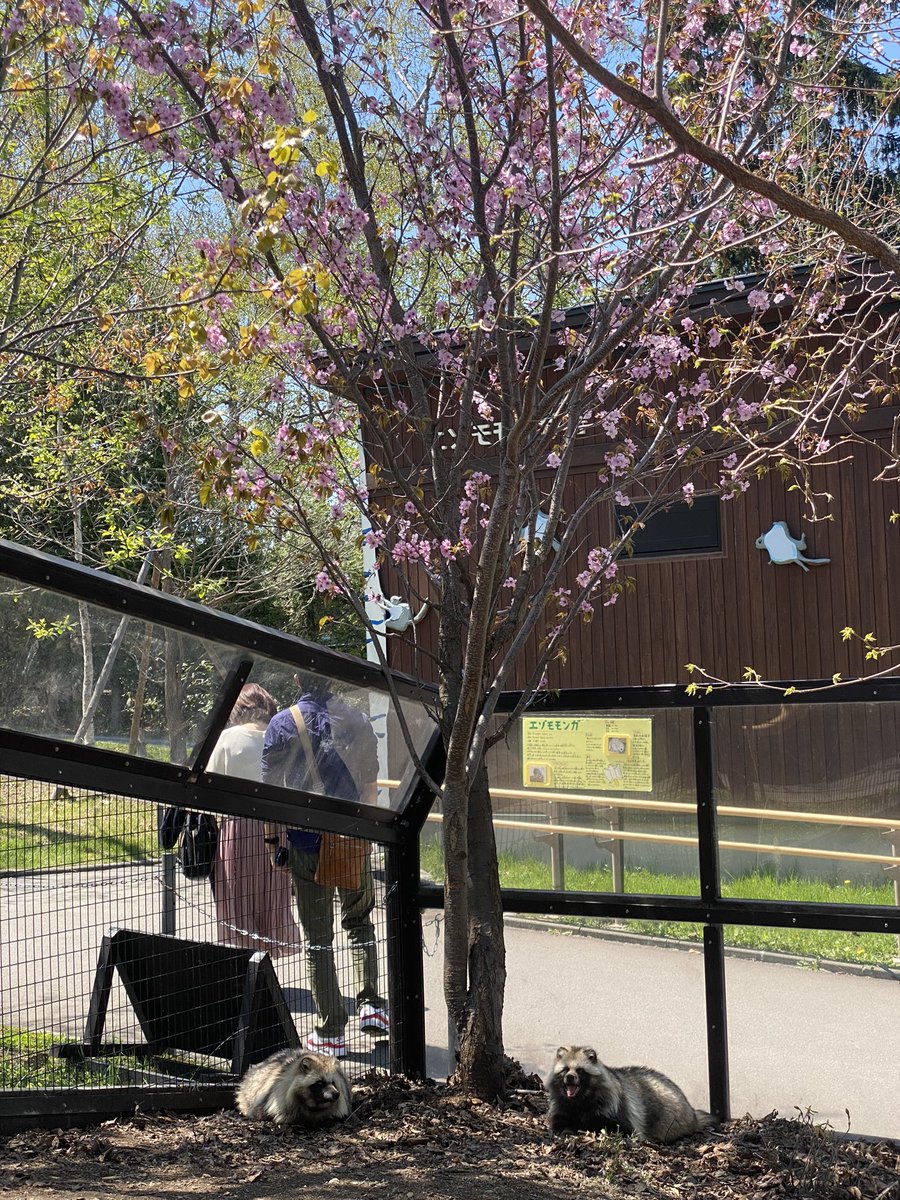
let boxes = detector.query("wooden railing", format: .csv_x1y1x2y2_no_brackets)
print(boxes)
380,778,900,941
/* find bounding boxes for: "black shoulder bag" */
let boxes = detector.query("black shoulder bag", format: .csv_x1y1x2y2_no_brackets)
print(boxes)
179,810,219,879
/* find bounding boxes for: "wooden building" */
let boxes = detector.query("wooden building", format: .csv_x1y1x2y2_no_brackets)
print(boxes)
365,267,900,856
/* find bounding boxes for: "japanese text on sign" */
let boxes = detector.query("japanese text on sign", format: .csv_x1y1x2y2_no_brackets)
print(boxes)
521,716,652,792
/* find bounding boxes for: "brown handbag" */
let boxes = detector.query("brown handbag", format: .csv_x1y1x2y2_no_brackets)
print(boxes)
314,830,370,890
289,704,371,891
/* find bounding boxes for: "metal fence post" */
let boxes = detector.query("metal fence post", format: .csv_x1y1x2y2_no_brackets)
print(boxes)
594,804,624,896
610,810,625,895
548,800,566,890
884,829,900,958
384,834,427,1078
694,707,730,1123
157,804,177,936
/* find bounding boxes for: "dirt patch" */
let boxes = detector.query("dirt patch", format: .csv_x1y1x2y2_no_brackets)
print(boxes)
2,1076,898,1200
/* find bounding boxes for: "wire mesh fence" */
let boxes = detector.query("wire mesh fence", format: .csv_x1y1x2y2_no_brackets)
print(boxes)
1,774,395,1099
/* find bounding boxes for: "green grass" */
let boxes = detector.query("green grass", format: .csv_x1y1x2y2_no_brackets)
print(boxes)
419,843,899,966
0,1027,224,1090
0,777,157,872
95,739,170,762
0,1027,135,1089
0,1029,80,1089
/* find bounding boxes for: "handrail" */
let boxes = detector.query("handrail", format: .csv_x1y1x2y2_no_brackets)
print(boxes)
487,785,899,831
380,779,899,832
423,812,900,867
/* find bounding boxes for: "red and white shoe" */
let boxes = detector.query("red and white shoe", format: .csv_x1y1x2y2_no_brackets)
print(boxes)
306,1030,347,1057
358,1003,390,1035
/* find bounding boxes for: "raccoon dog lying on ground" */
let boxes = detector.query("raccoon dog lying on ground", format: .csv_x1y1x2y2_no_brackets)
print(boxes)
235,1049,351,1127
545,1045,714,1142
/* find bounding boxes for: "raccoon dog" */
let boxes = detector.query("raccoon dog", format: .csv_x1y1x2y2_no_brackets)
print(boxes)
545,1046,714,1143
235,1049,351,1127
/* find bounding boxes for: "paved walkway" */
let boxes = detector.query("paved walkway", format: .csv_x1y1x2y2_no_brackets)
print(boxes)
2,863,897,1139
421,918,900,1140
0,861,389,1071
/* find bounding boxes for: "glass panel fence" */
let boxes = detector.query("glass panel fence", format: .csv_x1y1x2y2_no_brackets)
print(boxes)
240,656,435,812
0,576,435,814
713,703,900,914
725,924,900,1138
0,576,242,765
423,707,700,895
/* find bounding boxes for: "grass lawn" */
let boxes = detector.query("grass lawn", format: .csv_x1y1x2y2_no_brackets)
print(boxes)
0,1027,213,1089
419,843,899,966
0,777,158,872
0,1028,85,1089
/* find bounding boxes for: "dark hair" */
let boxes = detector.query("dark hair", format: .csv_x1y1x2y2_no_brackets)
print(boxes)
228,683,278,727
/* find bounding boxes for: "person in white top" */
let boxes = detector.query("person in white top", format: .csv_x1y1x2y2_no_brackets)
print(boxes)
206,683,300,958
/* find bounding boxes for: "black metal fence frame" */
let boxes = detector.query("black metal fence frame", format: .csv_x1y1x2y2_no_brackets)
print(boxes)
2,539,900,1129
0,540,440,1126
416,682,900,1120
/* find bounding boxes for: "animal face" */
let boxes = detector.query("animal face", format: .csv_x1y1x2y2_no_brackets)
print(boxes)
303,1075,342,1110
289,1054,344,1110
552,1046,601,1099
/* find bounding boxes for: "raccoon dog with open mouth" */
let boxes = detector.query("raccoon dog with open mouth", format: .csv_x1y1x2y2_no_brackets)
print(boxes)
235,1049,351,1127
545,1045,714,1142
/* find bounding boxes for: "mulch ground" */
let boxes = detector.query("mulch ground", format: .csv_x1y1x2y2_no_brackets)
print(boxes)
2,1075,898,1200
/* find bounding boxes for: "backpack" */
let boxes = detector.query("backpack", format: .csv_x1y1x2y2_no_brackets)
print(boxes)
179,811,219,880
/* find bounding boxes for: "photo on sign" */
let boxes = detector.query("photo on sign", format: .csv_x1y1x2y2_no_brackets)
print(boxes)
604,734,631,759
526,762,551,786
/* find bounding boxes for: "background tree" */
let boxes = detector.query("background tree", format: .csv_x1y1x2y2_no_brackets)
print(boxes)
0,0,364,734
32,0,900,1095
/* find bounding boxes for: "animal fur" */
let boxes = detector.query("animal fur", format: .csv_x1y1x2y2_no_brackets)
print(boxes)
545,1045,715,1143
235,1049,351,1127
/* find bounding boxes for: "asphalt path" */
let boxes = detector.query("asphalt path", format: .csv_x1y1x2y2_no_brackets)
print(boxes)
420,917,900,1141
2,864,897,1139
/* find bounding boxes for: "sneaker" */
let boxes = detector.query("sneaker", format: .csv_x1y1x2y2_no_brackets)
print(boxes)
306,1030,347,1058
358,1003,390,1036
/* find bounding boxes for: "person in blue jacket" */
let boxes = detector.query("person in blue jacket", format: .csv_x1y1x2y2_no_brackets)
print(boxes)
261,682,388,1056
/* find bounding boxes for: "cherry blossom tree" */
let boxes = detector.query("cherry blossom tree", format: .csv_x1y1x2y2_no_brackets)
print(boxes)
33,0,900,1094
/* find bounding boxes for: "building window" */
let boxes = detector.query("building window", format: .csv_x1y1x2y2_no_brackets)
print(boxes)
615,495,722,558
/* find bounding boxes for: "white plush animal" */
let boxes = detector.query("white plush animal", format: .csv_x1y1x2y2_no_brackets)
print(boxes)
755,521,830,572
374,595,430,633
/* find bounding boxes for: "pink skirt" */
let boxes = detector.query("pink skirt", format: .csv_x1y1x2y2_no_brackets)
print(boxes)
213,817,300,958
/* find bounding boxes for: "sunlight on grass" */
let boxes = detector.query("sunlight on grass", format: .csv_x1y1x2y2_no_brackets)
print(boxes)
419,842,898,966
0,1026,165,1089
0,777,158,872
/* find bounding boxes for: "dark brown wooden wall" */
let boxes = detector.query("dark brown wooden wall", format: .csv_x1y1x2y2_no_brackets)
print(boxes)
386,432,900,691
385,434,900,822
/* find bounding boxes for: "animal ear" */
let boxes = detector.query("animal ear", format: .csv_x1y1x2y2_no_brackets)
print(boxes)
556,1046,567,1058
585,1048,598,1063
298,1055,314,1072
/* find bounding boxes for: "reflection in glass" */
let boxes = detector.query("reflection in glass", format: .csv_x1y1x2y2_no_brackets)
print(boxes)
0,576,435,811
0,577,241,765
238,657,434,813
423,708,699,896
713,704,900,907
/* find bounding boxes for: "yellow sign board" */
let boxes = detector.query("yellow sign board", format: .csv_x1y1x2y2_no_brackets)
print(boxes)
521,716,652,792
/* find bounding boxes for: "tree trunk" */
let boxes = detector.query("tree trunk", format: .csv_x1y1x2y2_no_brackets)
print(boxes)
164,627,187,763
62,417,95,744
438,592,507,1099
158,545,187,764
456,758,506,1098
128,561,161,753
439,705,471,1072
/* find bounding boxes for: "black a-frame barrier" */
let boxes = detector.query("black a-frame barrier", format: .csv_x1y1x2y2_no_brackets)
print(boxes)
2,538,900,1130
72,928,301,1077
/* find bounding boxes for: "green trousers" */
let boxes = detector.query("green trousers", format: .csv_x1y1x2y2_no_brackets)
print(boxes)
289,847,385,1037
